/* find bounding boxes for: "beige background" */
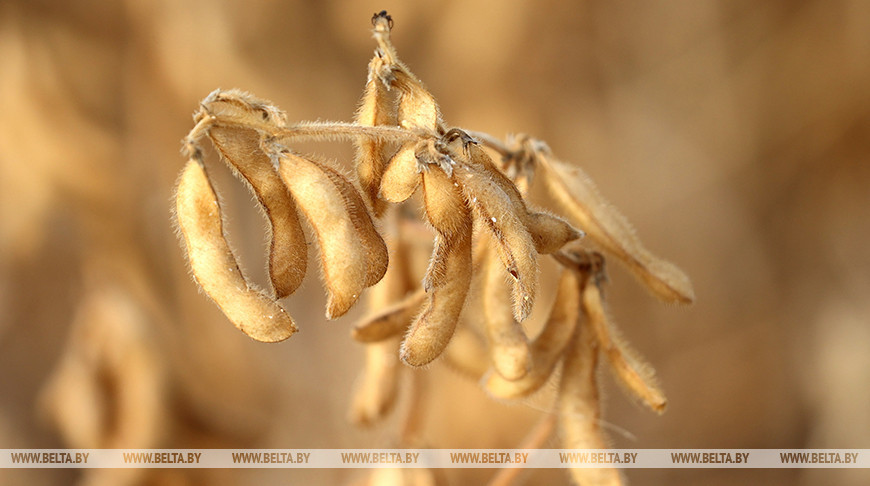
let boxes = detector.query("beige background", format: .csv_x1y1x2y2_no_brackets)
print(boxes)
1,1,868,485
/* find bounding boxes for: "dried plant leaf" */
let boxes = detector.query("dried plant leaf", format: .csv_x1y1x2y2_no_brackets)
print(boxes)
539,154,694,304
481,239,531,381
276,152,374,318
584,281,667,414
558,316,621,486
485,268,581,399
174,159,298,342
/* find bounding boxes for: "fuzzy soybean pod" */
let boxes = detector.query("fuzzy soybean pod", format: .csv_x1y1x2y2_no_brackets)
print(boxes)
419,163,471,289
379,142,423,203
539,154,695,305
393,70,442,132
349,337,402,426
276,152,375,318
525,211,584,255
400,229,472,367
485,268,581,399
303,154,389,288
354,54,397,216
465,142,583,254
558,315,621,486
174,159,297,342
400,168,473,366
201,90,307,299
584,280,667,414
481,240,532,381
454,160,538,322
376,67,442,204
352,289,426,343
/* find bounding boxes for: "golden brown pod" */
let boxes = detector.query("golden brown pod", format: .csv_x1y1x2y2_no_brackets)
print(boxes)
348,338,401,426
401,167,473,366
354,56,397,216
485,269,581,399
379,142,422,203
453,160,538,322
481,238,532,381
276,152,373,318
419,161,471,292
584,280,667,414
539,153,695,305
525,210,584,255
202,92,308,299
400,229,472,367
463,140,582,254
303,154,389,288
558,316,621,486
394,70,441,132
352,289,426,343
174,159,297,342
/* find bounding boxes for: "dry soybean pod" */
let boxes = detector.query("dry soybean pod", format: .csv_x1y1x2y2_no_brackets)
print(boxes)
372,12,442,133
394,70,441,131
348,337,401,426
354,53,397,216
419,160,469,291
525,210,584,255
202,93,307,299
379,142,422,203
584,280,667,414
485,268,581,399
538,153,695,304
401,167,472,366
352,289,426,343
302,153,389,288
454,160,538,322
464,140,582,255
558,314,620,486
481,236,532,381
175,158,297,342
276,152,368,319
400,228,472,367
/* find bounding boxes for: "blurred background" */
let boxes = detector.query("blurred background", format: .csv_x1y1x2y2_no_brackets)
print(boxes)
1,0,868,485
